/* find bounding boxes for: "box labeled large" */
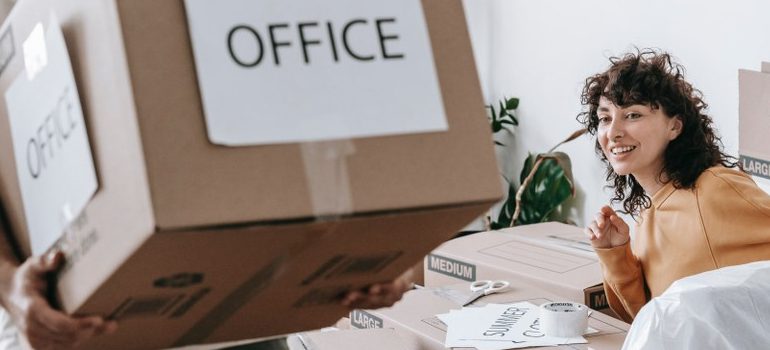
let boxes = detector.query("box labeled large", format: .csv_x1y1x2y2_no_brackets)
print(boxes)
0,0,501,348
739,69,770,180
350,283,629,350
287,328,418,350
170,326,418,350
424,222,612,314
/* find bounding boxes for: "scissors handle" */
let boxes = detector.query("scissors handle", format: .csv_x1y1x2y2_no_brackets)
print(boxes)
470,280,510,294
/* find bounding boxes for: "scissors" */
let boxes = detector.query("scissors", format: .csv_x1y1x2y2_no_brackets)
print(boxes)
461,280,510,306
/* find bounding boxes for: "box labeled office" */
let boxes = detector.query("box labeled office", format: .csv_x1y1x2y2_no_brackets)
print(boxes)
0,0,500,348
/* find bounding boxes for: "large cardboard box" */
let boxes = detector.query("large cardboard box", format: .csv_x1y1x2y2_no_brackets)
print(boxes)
739,68,770,181
0,0,501,349
286,328,418,350
169,328,415,350
350,283,629,350
423,222,613,315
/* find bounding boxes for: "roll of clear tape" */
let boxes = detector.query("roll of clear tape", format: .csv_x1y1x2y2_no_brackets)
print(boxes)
539,302,589,337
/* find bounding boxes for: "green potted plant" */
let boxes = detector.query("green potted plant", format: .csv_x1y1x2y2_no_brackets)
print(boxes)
485,97,585,230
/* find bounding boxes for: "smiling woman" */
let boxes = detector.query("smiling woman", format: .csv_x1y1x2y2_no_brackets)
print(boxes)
595,97,683,194
576,49,770,323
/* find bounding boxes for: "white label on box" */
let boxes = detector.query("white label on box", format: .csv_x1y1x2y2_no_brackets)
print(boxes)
184,0,447,146
4,14,98,255
427,254,476,282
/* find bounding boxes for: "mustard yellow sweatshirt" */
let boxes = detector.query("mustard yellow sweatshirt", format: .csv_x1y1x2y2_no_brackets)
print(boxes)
595,166,770,323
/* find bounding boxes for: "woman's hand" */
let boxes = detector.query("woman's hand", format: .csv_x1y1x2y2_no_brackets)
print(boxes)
0,251,117,349
585,205,630,249
340,269,414,310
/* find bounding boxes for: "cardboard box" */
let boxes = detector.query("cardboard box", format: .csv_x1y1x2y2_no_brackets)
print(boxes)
0,0,501,349
165,337,283,350
286,328,418,350
334,317,352,331
739,68,770,181
350,283,629,350
423,222,613,315
167,318,386,350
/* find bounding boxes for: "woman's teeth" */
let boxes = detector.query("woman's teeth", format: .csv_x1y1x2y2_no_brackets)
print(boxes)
612,146,636,155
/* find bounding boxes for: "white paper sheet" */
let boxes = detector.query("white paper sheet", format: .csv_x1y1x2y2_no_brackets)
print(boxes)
437,302,588,349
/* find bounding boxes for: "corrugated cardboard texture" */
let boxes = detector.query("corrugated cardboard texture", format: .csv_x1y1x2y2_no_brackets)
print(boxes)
117,0,501,229
423,222,608,311
0,0,502,348
196,202,490,346
74,220,320,350
74,202,489,350
354,283,629,350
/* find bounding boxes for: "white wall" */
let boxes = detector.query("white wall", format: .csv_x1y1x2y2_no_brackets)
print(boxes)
463,0,770,228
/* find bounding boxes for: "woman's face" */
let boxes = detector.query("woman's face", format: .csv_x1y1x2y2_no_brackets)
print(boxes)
596,96,682,178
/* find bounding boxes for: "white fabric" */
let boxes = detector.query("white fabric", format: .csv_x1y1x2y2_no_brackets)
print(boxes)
0,308,21,350
622,260,770,350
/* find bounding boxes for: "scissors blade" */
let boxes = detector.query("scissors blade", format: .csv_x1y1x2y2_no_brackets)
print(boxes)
461,290,486,306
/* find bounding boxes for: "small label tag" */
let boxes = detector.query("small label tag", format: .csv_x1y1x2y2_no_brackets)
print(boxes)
587,288,609,310
740,155,770,180
5,13,98,255
350,309,383,329
426,254,476,282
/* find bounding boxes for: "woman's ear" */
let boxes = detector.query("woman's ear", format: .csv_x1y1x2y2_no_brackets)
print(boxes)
669,116,683,140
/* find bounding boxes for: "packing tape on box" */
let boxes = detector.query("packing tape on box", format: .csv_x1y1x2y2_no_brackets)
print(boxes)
539,302,589,338
300,140,355,219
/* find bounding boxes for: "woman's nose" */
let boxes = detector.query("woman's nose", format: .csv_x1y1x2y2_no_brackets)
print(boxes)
608,119,624,139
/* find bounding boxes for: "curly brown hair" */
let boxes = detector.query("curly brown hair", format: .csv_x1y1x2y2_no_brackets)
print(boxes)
576,49,738,215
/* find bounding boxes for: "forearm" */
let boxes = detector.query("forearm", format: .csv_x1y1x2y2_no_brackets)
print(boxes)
595,242,648,320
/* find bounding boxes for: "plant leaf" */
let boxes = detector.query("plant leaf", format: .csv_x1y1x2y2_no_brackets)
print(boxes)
505,97,519,110
518,158,571,224
495,183,517,227
519,153,536,184
536,152,576,196
489,105,497,121
515,154,578,225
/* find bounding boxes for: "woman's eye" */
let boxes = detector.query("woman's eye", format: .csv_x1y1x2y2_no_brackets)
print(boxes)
626,113,641,119
598,116,610,124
